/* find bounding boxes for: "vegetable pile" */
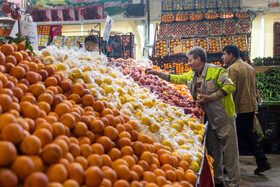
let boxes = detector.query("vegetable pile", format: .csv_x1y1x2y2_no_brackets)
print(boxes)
256,68,280,103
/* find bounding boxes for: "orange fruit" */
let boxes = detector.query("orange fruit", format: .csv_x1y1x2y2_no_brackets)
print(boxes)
0,52,5,65
104,126,118,141
60,80,72,92
165,170,176,182
111,158,128,169
160,154,173,165
118,137,131,148
81,94,94,106
84,166,103,187
13,51,23,62
115,165,130,180
41,143,62,164
54,139,69,157
77,136,90,145
87,154,103,167
100,154,112,167
108,148,121,161
0,93,12,112
0,168,18,187
10,66,25,79
130,181,142,187
101,178,112,187
80,144,93,158
26,62,38,72
122,155,135,168
67,162,84,184
46,163,67,183
25,71,39,84
96,136,114,152
91,143,105,155
51,122,66,137
156,175,168,186
120,146,133,156
92,100,105,112
71,83,84,96
0,141,17,166
17,42,26,51
131,164,144,178
45,77,57,87
143,171,156,183
1,123,24,145
54,103,70,116
113,179,129,187
11,155,35,181
90,119,105,134
102,167,117,184
59,113,76,129
44,65,55,76
29,156,45,172
23,172,49,187
22,104,40,119
69,143,81,157
138,160,149,171
73,121,88,136
185,171,197,186
179,161,189,170
1,44,14,55
62,179,79,187
20,135,42,155
140,151,153,164
153,169,166,177
37,92,53,105
74,156,88,170
37,101,51,114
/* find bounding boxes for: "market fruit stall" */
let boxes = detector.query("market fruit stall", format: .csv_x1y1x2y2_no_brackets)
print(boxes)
0,43,207,186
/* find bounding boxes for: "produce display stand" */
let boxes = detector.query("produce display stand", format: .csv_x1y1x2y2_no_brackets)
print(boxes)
151,0,256,74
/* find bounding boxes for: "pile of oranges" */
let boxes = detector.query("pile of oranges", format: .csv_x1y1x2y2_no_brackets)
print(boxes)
0,43,198,187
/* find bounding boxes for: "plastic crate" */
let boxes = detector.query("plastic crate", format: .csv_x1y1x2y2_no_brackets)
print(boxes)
197,21,209,37
208,37,222,53
171,23,184,38
195,38,208,52
182,38,195,53
229,0,240,8
184,22,196,38
218,0,228,8
233,35,248,51
210,20,223,36
159,23,172,39
155,39,168,57
183,0,195,10
237,19,251,34
169,38,182,55
221,36,234,49
173,0,183,11
195,0,205,9
223,19,237,35
205,0,217,9
162,0,172,12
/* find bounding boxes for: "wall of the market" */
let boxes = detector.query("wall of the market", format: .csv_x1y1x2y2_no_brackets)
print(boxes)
251,12,280,59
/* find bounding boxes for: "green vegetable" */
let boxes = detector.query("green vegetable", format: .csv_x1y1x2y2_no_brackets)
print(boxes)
256,68,280,103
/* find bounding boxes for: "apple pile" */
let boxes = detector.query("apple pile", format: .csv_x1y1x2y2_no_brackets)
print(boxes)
182,39,194,53
120,67,204,120
221,36,233,48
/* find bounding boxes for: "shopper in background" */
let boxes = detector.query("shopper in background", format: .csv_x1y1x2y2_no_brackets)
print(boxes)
85,35,99,52
146,47,240,187
222,44,272,175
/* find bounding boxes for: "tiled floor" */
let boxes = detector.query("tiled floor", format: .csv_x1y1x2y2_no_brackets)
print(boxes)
239,154,280,187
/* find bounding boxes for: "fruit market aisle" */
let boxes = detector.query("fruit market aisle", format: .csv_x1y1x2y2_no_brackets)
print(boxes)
239,154,280,186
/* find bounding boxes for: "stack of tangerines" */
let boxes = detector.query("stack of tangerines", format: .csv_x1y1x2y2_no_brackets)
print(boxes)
0,43,198,187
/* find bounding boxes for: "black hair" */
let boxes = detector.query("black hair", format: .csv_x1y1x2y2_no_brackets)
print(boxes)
187,46,207,63
223,44,240,58
85,35,99,45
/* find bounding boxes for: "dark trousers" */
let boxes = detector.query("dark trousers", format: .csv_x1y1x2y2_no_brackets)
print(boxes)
236,112,268,166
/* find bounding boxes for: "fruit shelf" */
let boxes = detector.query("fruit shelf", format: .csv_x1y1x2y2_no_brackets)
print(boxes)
197,21,209,37
155,39,168,56
223,19,237,35
221,36,234,49
159,23,172,39
237,19,251,34
210,20,223,36
184,22,196,38
195,38,208,52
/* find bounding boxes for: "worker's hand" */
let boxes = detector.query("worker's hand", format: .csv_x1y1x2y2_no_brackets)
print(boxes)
197,95,212,105
145,68,158,75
